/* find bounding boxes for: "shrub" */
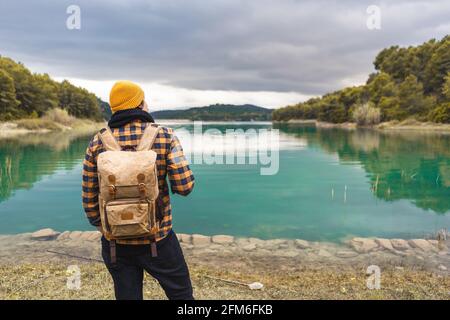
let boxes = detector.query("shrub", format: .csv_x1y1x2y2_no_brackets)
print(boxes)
352,103,381,126
43,108,76,126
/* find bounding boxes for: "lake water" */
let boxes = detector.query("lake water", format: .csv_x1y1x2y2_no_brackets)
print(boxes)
1,121,450,242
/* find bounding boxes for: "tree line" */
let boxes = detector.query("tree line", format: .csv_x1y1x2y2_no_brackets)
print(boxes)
0,56,106,121
273,36,450,124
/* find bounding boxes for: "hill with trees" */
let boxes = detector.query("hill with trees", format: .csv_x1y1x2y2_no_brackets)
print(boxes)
0,56,107,121
151,104,272,121
273,36,450,124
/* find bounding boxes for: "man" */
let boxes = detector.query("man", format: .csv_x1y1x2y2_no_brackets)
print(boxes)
82,80,195,300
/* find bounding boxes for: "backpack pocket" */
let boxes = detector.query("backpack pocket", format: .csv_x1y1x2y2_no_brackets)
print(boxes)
105,199,157,239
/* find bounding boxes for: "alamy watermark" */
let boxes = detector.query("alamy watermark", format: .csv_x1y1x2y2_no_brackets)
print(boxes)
66,265,81,290
66,5,81,30
175,122,280,175
366,265,381,290
366,5,381,30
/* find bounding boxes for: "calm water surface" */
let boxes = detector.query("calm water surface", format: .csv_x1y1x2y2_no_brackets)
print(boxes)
1,122,449,241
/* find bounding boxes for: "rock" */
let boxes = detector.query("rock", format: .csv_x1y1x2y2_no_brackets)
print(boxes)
336,250,358,258
438,265,447,271
87,231,102,241
242,244,257,251
69,231,83,240
265,239,286,246
177,233,191,244
79,231,97,240
349,237,379,253
391,239,410,251
375,238,395,251
395,266,404,271
277,250,299,257
278,243,290,249
191,234,210,246
294,239,310,249
211,235,234,244
56,231,71,241
235,238,250,246
428,240,438,246
31,228,60,241
248,237,265,246
317,249,333,257
408,239,437,252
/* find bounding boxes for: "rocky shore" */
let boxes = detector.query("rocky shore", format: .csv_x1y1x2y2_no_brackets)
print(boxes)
0,229,448,274
0,229,449,299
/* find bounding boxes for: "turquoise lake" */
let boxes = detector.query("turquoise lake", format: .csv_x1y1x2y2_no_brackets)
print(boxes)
1,121,449,242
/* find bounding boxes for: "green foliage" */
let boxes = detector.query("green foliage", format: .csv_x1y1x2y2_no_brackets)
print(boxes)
0,55,107,121
352,103,381,126
151,104,272,121
274,36,450,123
0,69,20,120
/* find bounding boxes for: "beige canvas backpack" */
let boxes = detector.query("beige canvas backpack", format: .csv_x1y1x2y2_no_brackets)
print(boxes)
97,124,161,262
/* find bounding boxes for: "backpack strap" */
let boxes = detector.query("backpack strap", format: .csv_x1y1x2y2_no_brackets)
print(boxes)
98,127,121,151
136,124,160,151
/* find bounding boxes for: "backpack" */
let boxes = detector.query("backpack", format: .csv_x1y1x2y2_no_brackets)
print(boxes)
97,124,161,262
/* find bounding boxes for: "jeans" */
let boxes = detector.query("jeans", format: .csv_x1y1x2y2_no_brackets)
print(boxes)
101,230,194,300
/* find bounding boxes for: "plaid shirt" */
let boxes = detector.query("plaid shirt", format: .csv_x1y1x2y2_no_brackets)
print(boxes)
82,120,194,244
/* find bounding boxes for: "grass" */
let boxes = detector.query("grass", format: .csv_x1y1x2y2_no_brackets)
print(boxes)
5,109,105,133
0,263,448,300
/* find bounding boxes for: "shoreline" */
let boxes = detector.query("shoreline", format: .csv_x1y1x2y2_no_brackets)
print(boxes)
1,229,448,272
0,120,105,139
274,119,450,132
0,229,448,299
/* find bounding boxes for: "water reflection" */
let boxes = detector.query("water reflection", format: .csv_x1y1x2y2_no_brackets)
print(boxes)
0,131,91,202
275,123,450,214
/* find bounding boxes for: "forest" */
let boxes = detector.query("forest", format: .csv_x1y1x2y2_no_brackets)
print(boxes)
0,56,106,121
273,36,450,124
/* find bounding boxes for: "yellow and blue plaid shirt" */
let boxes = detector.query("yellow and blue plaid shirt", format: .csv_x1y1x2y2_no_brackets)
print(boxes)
82,120,195,244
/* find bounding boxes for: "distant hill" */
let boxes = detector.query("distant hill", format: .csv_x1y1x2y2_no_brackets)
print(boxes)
151,104,272,121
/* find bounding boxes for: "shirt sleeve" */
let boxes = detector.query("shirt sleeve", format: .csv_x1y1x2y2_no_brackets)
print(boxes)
167,133,195,196
82,135,101,226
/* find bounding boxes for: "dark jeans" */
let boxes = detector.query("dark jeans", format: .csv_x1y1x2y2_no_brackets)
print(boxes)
101,230,194,300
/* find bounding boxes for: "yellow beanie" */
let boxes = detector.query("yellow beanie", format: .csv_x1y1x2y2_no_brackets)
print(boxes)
109,80,144,113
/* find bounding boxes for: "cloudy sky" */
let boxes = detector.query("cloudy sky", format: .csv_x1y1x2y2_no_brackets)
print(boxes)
0,0,449,109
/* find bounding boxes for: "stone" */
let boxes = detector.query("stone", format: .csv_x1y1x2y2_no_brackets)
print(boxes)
56,231,71,241
69,231,83,240
235,238,250,246
408,239,437,252
31,228,60,241
242,244,257,251
375,238,395,251
177,233,191,244
278,243,290,249
211,235,234,244
87,231,102,241
79,231,97,240
294,239,310,249
248,237,265,246
438,265,447,271
277,250,299,258
391,239,410,251
336,251,358,258
349,237,379,253
264,239,286,249
191,234,211,246
317,249,333,257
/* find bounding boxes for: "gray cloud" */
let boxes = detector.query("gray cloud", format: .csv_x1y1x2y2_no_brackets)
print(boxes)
0,0,449,96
